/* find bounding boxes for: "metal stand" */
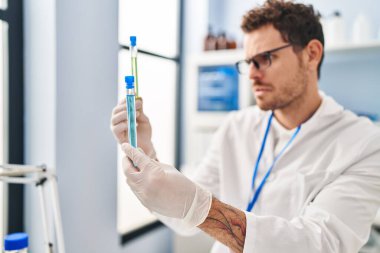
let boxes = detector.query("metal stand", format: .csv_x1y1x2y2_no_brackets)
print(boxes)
0,164,65,253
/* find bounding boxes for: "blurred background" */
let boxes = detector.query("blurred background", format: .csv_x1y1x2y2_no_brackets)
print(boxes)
1,0,380,252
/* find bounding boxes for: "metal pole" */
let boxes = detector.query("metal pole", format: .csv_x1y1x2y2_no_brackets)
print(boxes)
50,175,65,253
36,178,53,253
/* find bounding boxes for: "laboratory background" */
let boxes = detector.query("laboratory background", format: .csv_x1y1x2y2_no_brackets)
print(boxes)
1,0,380,252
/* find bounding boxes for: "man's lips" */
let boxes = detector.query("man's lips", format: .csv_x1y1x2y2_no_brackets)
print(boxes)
254,86,273,94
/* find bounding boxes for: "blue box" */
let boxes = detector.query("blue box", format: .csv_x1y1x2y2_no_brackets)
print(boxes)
197,65,239,111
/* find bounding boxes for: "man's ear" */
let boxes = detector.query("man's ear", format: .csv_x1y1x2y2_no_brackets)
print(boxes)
304,39,323,73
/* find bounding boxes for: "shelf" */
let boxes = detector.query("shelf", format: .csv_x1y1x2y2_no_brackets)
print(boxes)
325,41,380,53
192,49,245,64
194,42,380,66
323,41,380,64
195,41,380,61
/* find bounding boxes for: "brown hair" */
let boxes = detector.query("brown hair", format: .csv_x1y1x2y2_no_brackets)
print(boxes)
241,0,324,79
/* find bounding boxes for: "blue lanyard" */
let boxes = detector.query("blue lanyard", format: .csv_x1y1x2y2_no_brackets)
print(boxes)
246,112,301,212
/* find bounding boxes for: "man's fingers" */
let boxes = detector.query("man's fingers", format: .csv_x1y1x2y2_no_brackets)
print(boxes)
137,147,146,154
122,156,139,174
121,143,151,170
113,98,142,118
136,98,142,111
111,110,128,126
116,97,142,111
111,122,128,136
112,102,126,115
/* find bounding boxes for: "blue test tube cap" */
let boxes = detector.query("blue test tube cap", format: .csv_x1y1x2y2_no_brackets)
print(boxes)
130,36,137,47
4,232,29,250
125,75,135,89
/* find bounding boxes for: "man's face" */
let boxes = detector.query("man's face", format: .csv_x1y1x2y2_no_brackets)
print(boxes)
244,24,308,111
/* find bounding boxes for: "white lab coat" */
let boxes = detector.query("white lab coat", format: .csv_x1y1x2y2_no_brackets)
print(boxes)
157,92,380,253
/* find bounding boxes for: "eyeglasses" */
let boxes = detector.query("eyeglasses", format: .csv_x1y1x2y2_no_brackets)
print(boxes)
235,44,293,74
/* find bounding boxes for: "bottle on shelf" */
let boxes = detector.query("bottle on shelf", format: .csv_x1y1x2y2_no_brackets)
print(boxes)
227,35,237,49
216,32,228,50
4,232,28,253
326,11,346,47
204,25,217,51
352,12,373,44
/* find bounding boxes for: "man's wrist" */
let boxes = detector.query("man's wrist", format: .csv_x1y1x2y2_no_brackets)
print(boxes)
182,184,212,227
198,197,247,253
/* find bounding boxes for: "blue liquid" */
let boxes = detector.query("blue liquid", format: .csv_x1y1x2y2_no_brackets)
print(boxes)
126,94,137,148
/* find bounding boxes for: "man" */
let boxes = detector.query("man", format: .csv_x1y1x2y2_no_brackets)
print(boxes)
110,1,380,252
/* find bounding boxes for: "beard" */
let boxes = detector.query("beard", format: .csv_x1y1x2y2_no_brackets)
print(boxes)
254,62,308,111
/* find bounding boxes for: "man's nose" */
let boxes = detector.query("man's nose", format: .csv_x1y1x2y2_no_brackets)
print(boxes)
248,64,264,81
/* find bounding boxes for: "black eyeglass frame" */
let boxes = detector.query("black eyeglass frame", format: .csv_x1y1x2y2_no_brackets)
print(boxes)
235,43,293,74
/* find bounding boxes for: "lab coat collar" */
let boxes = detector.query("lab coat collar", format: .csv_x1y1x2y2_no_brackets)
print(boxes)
254,90,344,136
300,90,344,134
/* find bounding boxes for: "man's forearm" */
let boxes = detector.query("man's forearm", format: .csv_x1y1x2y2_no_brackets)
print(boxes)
198,197,247,253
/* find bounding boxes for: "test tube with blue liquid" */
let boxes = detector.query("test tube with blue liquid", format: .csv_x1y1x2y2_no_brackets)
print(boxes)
125,76,137,148
130,36,139,98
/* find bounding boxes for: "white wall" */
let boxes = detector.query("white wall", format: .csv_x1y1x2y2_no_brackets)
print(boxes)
24,0,172,252
24,0,56,251
184,0,209,55
0,19,9,251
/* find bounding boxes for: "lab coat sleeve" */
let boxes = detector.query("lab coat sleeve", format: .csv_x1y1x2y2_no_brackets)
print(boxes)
152,212,200,236
153,113,234,236
243,136,380,253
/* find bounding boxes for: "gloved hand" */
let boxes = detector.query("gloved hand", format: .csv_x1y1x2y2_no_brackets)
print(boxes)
110,97,157,159
121,143,212,228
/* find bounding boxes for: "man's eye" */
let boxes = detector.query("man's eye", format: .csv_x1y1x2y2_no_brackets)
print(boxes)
256,54,270,63
263,53,272,60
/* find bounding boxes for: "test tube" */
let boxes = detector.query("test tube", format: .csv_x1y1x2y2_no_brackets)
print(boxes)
125,76,137,148
130,36,139,98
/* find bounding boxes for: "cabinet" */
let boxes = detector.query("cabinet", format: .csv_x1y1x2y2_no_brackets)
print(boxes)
183,49,253,166
321,41,380,121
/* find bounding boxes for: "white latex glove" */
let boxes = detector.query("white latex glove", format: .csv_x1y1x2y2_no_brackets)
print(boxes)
110,97,157,159
121,143,212,228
